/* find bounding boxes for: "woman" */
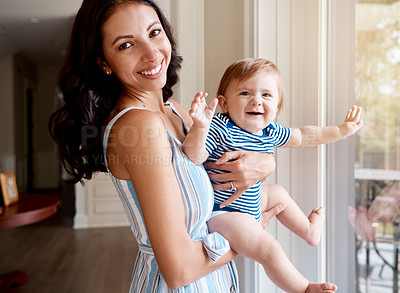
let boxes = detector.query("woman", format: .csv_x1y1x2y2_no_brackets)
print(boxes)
49,0,280,291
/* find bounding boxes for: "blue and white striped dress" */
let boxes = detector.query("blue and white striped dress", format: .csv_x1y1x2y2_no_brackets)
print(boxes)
206,113,291,221
103,102,239,292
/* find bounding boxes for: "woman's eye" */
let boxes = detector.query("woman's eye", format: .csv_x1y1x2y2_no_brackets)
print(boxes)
150,29,161,37
240,92,250,96
118,42,133,50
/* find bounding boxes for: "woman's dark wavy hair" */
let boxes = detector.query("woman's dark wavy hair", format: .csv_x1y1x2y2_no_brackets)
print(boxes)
49,0,182,184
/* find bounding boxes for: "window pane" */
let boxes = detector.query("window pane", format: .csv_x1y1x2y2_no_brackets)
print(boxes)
354,0,400,292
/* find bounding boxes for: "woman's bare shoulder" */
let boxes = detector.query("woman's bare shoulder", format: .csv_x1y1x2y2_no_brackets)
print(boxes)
112,108,166,129
168,99,193,127
108,108,169,149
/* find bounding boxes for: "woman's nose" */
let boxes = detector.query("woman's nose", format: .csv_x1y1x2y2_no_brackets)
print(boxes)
141,41,159,62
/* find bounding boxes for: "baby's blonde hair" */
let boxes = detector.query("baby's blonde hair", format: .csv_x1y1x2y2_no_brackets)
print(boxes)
217,58,284,112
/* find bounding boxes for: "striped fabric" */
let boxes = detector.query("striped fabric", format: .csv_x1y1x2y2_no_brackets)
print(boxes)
103,102,239,292
205,113,291,221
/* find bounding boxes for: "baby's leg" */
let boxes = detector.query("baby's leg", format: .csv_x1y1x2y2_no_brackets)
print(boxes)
208,212,337,293
260,184,325,246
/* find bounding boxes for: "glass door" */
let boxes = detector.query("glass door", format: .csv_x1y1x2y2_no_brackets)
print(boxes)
354,0,400,292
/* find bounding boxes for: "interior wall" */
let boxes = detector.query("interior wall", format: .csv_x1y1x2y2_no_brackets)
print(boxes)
34,65,60,189
169,0,205,111
0,56,15,173
0,52,60,191
0,36,16,61
13,54,38,192
204,0,245,104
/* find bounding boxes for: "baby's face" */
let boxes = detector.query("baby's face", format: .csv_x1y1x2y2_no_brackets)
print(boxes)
218,72,280,135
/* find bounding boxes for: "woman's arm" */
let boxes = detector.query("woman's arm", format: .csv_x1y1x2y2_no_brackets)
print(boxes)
108,110,236,289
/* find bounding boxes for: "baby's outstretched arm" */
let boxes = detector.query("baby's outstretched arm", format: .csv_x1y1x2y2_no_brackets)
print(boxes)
284,105,363,148
182,92,218,165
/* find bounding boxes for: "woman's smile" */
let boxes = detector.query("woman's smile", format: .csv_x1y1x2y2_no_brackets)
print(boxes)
139,62,162,76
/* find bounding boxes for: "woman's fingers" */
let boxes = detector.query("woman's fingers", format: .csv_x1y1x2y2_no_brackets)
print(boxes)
208,172,238,182
214,150,243,166
219,188,245,208
205,151,275,192
211,181,232,191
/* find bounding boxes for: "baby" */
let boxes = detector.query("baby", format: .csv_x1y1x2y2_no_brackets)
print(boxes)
183,58,362,292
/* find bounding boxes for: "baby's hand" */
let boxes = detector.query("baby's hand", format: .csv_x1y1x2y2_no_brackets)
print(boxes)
339,105,363,138
189,92,218,128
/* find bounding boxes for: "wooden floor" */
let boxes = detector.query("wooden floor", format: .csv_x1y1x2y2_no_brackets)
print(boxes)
0,215,138,293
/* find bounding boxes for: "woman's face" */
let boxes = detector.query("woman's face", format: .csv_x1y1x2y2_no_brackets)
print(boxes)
100,3,172,94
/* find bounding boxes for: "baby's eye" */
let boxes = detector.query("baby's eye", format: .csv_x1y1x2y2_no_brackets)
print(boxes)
118,42,133,50
239,91,250,96
262,93,272,98
150,29,161,37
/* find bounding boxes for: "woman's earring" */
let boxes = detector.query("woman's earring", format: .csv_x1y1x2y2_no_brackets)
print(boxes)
105,70,111,75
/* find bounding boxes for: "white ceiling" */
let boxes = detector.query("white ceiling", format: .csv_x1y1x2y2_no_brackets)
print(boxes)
0,0,83,65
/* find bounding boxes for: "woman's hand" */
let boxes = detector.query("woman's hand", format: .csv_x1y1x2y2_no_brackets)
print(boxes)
203,150,275,208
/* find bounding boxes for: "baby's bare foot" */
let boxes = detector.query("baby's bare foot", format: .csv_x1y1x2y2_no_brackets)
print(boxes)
306,207,325,246
305,282,337,293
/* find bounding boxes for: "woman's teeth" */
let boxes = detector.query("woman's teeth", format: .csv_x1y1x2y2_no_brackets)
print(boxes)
140,64,162,76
